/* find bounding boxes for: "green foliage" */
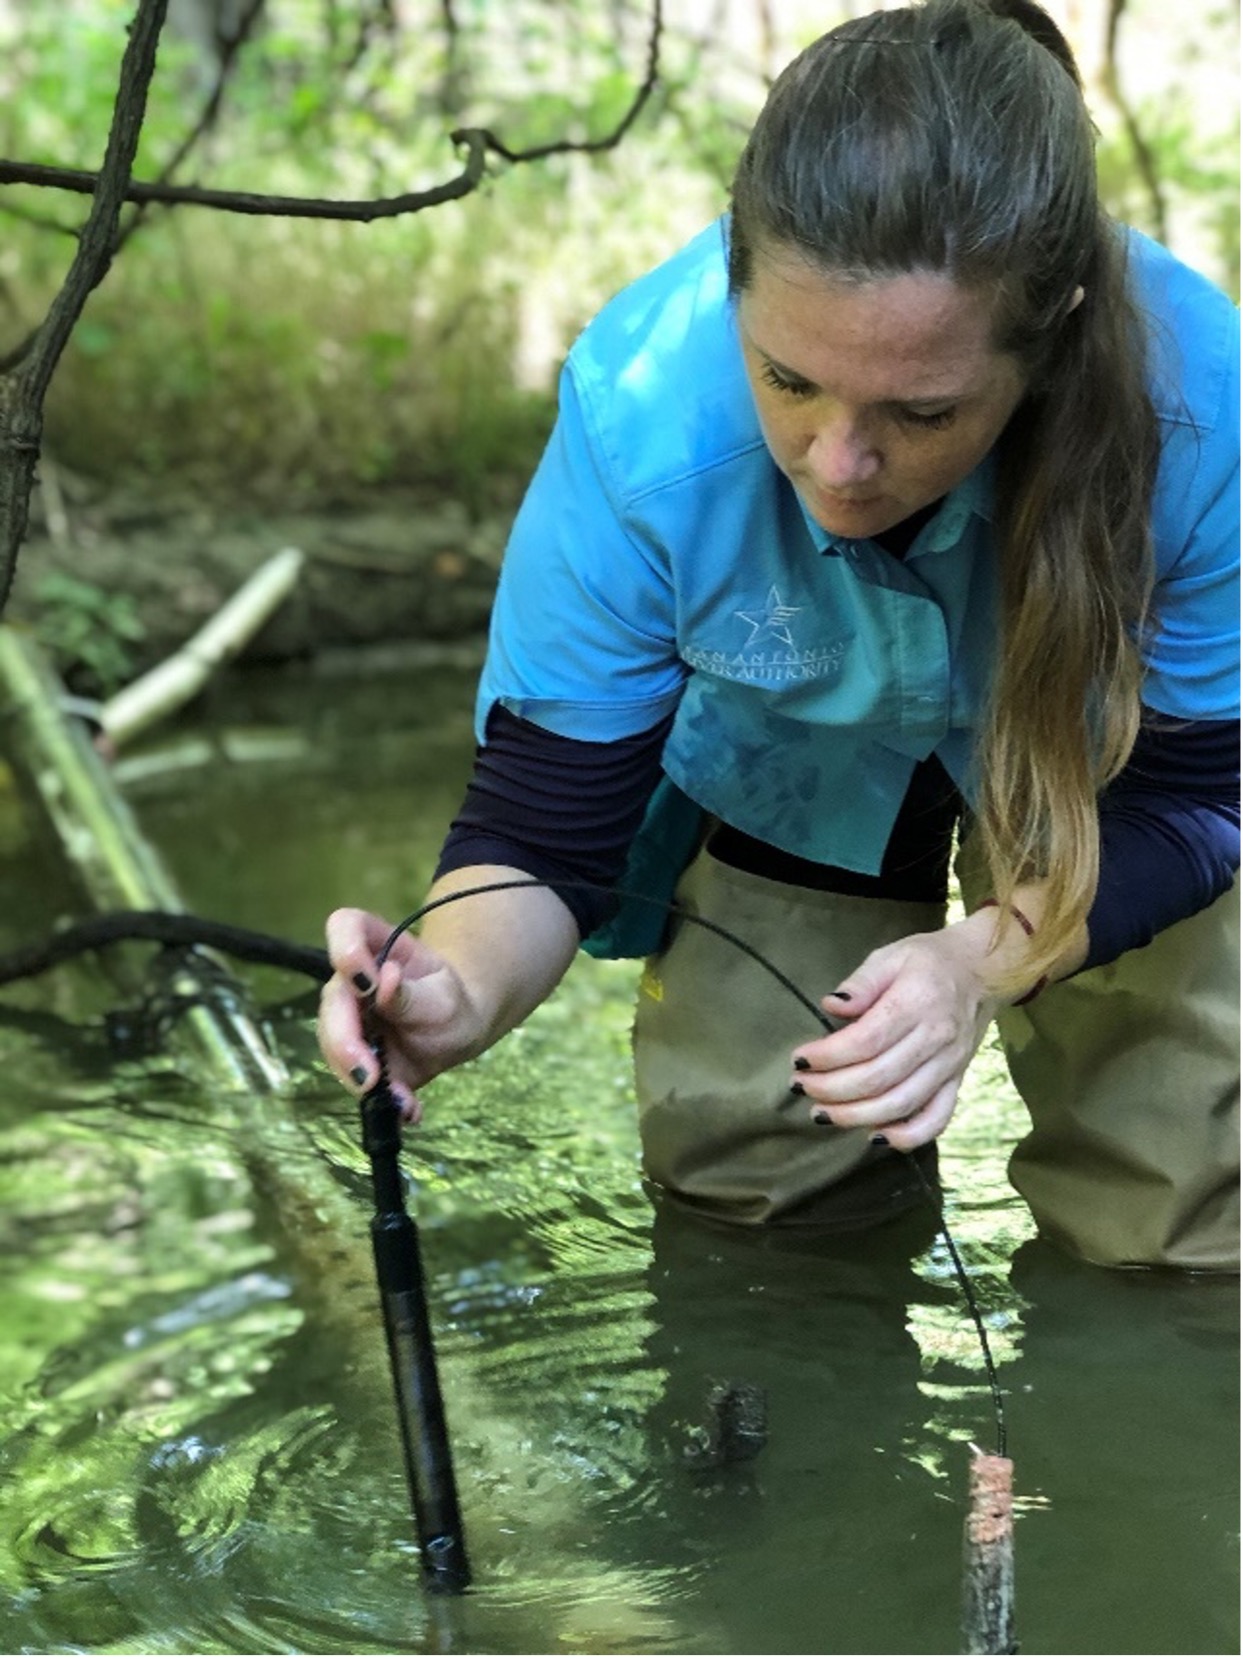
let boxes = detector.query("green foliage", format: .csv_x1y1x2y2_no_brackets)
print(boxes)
0,2,1237,512
1097,100,1240,303
31,570,146,696
39,200,570,512
1,1,744,510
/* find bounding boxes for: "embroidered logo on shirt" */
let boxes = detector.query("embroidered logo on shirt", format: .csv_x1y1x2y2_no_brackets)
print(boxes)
680,586,849,685
734,585,802,648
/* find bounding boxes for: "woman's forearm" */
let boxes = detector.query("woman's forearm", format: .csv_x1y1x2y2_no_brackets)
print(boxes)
319,865,582,1109
417,863,582,1055
950,883,1089,1005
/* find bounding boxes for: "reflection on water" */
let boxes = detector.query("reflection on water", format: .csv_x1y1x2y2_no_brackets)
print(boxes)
0,663,1236,1655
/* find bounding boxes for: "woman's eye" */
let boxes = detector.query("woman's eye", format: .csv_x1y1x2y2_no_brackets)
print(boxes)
898,406,956,430
760,363,816,399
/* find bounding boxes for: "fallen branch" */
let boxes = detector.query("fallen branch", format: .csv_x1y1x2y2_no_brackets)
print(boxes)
99,545,304,748
0,622,288,1089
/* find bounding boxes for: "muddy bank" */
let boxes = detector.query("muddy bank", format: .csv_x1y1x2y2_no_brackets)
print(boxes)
7,471,513,688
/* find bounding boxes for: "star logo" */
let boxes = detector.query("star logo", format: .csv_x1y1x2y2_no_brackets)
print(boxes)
734,585,803,648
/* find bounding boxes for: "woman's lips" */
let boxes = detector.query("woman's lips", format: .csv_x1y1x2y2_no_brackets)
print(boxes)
814,489,881,513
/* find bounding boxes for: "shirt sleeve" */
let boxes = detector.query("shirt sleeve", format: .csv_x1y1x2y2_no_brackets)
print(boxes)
1142,304,1240,721
1084,713,1240,970
435,705,671,937
475,361,687,745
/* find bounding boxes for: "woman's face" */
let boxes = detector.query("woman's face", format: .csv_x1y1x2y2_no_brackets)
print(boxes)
737,245,1029,540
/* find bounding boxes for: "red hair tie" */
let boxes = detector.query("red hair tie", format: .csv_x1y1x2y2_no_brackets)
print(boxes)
974,899,1047,1006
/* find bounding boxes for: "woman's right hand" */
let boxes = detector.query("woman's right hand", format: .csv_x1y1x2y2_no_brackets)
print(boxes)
317,906,484,1119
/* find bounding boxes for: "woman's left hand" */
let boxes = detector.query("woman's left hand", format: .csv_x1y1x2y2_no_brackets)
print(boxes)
789,915,1007,1150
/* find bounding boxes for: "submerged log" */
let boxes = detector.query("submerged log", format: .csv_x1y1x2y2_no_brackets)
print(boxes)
962,1448,1017,1655
0,623,288,1090
0,624,477,1601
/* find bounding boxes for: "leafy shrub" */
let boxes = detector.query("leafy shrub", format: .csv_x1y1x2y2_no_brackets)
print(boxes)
31,570,146,696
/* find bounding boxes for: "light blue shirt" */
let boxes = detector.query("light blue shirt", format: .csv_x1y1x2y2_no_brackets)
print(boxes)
479,218,1239,877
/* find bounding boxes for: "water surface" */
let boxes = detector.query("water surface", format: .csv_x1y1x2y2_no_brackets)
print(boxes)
0,660,1236,1655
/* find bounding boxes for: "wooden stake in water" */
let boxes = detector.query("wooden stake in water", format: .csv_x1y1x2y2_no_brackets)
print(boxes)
962,1447,1017,1655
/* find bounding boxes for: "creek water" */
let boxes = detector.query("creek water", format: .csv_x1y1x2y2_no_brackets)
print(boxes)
0,660,1236,1657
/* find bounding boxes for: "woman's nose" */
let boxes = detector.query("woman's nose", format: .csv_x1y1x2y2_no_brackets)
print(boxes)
808,416,881,489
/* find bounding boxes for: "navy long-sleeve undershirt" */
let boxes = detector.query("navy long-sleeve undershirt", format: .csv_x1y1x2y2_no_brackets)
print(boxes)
435,705,1239,973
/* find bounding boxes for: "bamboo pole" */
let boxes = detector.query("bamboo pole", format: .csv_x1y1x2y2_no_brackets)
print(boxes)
961,1448,1017,1655
0,623,287,1091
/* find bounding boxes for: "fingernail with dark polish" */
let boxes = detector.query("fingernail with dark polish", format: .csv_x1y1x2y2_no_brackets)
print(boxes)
869,1132,889,1146
350,1065,369,1087
812,1110,833,1126
790,1079,806,1095
828,988,853,1002
352,972,373,993
793,1056,811,1071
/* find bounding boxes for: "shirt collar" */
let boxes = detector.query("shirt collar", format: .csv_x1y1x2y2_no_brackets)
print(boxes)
798,452,997,557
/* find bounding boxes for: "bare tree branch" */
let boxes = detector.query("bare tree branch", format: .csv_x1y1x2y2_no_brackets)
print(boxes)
140,0,268,200
0,200,79,238
755,0,778,87
1101,0,1169,243
0,0,663,213
342,0,399,75
437,0,467,119
0,0,268,374
467,0,662,163
0,0,665,611
0,133,489,220
0,0,170,616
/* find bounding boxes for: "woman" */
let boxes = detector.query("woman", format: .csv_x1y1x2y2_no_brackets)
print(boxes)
319,0,1239,1270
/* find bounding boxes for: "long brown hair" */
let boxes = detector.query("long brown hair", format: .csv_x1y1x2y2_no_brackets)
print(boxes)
727,0,1160,987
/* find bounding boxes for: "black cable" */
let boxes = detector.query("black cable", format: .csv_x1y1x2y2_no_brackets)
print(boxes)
377,877,827,1022
376,874,1009,1459
0,879,1009,1456
908,1155,1007,1459
0,910,331,986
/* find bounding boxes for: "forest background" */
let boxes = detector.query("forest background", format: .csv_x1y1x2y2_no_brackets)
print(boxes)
0,0,1238,692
